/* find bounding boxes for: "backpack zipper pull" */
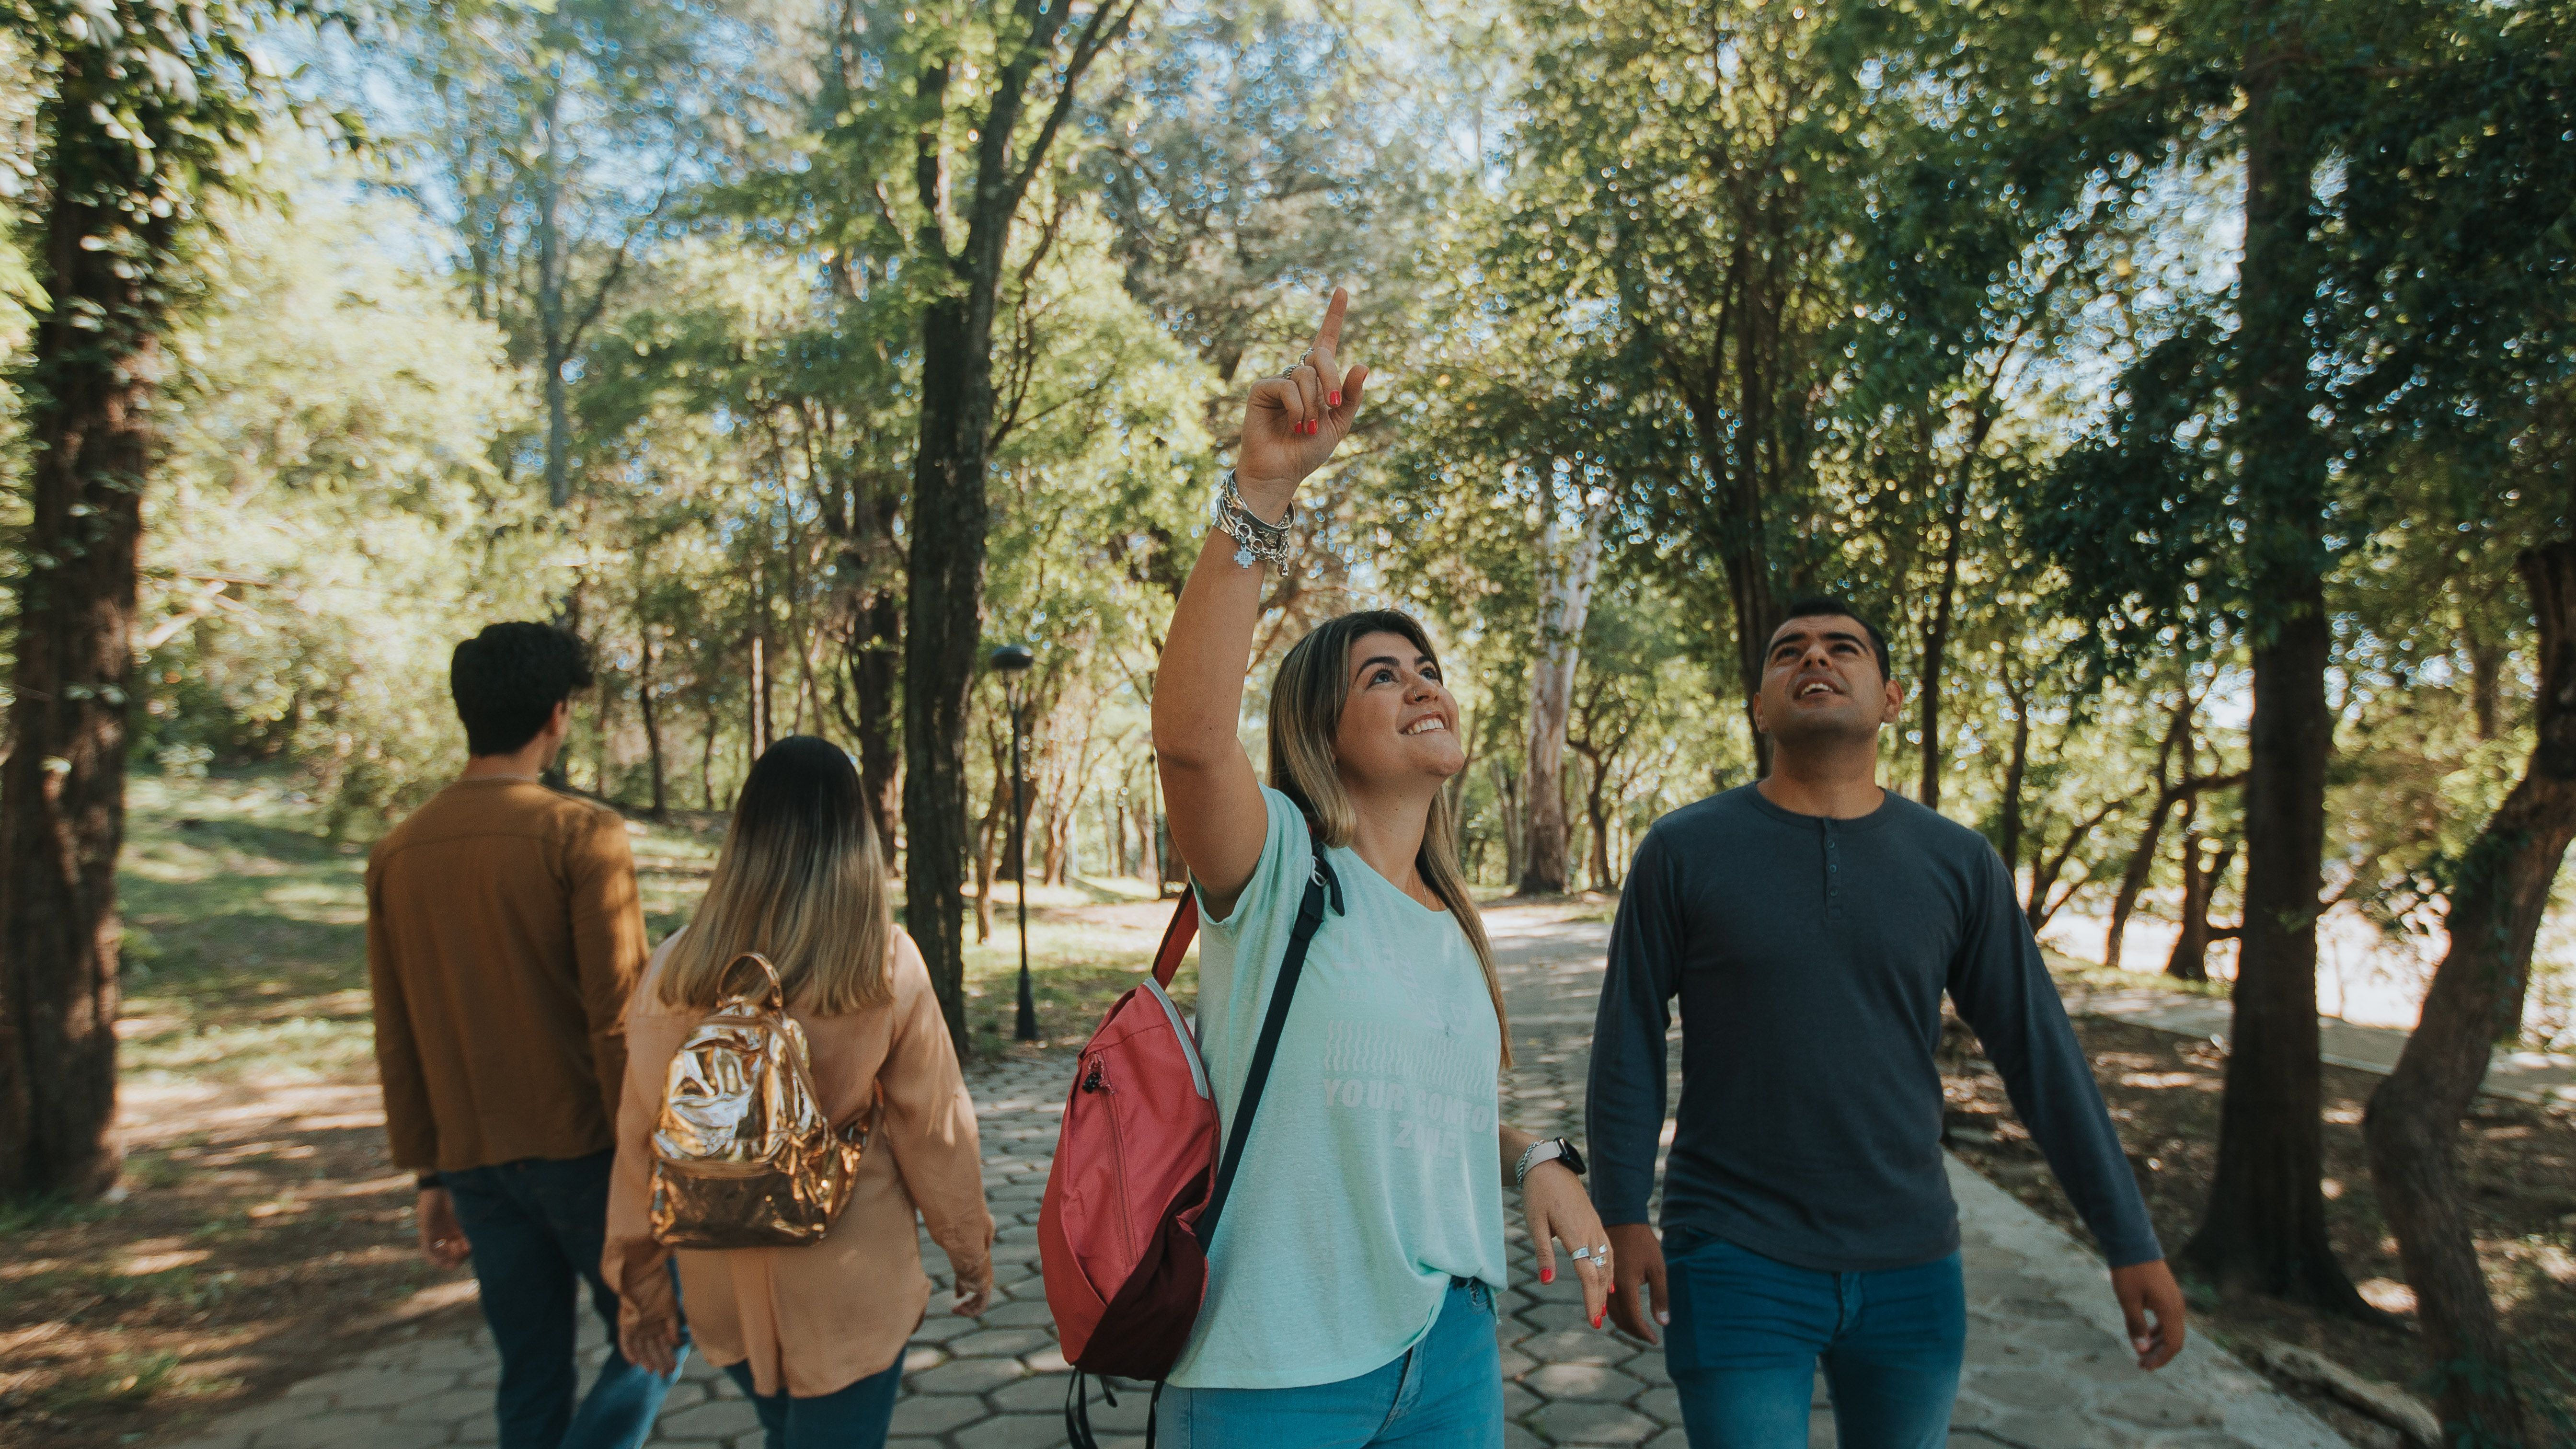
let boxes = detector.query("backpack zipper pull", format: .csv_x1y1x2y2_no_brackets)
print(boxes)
1081,1058,1105,1093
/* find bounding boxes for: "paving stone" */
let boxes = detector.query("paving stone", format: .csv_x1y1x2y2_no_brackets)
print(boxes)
950,1328,1055,1359
1529,1399,1661,1443
160,1433,252,1449
404,1385,494,1423
910,1314,981,1344
206,1393,332,1433
886,1394,989,1436
256,1412,452,1449
1515,1328,1635,1367
1970,1367,2064,1409
167,945,2353,1449
953,1413,1072,1449
976,1298,1056,1328
907,1356,1030,1395
656,1397,766,1440
1524,1362,1644,1402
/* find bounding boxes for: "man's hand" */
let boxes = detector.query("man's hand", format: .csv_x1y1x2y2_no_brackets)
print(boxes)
1605,1222,1669,1345
417,1187,470,1269
2112,1259,2187,1370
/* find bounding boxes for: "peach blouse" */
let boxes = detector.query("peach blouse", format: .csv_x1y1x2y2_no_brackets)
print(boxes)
603,930,993,1397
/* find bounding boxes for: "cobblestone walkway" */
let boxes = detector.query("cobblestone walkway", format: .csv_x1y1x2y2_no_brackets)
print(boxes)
161,932,2348,1449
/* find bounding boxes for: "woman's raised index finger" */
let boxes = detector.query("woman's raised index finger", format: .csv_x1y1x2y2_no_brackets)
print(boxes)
1311,286,1348,357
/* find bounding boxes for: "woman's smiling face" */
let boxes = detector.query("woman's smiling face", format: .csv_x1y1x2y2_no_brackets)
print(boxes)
1332,629,1466,788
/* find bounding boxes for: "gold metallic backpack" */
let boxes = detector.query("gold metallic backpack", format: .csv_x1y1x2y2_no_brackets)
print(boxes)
648,952,873,1249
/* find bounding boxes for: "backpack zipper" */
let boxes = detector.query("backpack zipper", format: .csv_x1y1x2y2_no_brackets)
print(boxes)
1084,1053,1138,1261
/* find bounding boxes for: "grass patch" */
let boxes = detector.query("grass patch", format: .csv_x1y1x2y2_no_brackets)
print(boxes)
39,1352,186,1412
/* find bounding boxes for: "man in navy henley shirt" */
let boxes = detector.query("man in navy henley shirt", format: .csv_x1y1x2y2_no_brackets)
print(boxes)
1586,597,2185,1449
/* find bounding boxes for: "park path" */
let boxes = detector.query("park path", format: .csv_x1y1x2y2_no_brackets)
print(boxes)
159,907,2346,1449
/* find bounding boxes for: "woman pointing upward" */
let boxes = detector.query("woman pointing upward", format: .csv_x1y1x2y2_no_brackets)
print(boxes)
1150,288,1613,1448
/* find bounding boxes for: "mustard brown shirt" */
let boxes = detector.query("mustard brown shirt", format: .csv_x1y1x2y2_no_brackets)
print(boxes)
367,777,651,1172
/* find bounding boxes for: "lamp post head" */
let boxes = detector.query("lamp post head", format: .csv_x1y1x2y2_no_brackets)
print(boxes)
990,644,1036,675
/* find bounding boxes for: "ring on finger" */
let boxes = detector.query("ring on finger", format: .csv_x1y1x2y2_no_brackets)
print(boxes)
1570,1246,1592,1262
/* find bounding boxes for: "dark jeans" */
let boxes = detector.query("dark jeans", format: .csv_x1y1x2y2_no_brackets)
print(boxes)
1664,1234,1966,1449
441,1150,686,1449
721,1357,904,1449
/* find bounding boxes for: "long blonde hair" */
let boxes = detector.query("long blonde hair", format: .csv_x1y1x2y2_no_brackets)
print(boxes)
659,735,894,1014
1267,610,1513,1067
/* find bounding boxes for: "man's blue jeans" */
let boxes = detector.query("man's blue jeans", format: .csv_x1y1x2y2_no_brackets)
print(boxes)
1160,1279,1504,1448
721,1357,903,1449
1664,1234,1966,1449
441,1151,685,1449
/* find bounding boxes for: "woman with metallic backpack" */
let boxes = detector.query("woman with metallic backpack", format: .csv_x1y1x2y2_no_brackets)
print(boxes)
602,736,994,1449
1147,288,1618,1447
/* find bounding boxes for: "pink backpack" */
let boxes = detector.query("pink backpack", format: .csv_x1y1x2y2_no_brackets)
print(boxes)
1039,820,1341,1447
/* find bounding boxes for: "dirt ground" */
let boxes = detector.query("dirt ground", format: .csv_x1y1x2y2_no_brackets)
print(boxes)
1941,1013,2576,1447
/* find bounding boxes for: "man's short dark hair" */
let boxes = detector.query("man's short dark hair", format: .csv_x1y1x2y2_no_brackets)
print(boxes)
451,623,594,757
1772,597,1893,682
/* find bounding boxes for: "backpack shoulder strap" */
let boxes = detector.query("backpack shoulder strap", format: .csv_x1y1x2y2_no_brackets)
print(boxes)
1148,893,1199,989
1196,816,1340,1248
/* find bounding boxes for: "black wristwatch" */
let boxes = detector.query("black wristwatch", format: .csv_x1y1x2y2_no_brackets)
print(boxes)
1515,1137,1586,1188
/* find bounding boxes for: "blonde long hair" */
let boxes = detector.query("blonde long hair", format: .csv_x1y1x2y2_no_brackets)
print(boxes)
659,735,894,1015
1267,610,1513,1068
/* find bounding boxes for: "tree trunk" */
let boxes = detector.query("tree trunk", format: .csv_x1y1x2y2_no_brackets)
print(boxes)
2105,705,2188,971
905,294,1000,1048
2165,836,2234,983
637,629,669,822
1918,484,1970,813
2465,616,2503,743
699,695,721,811
0,114,162,1198
538,68,573,510
2179,42,2369,1313
2001,674,2032,903
974,726,1007,943
1520,492,1605,896
2365,541,2576,1449
849,589,901,854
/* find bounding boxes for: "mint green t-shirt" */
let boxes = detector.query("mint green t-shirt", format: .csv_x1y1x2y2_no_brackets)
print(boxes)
1168,786,1506,1390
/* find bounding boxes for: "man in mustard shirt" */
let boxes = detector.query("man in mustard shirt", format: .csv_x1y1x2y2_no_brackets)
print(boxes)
367,622,681,1449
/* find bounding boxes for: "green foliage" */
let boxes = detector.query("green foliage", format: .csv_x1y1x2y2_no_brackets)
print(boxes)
137,168,553,822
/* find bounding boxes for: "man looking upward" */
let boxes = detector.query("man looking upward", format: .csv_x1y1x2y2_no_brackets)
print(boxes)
1586,598,2185,1449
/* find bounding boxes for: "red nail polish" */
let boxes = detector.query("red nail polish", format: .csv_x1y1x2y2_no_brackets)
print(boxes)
1591,1311,1605,1329
1329,390,1342,406
1540,1268,1554,1284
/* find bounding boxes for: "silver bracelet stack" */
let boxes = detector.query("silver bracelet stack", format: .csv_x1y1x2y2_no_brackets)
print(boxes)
1210,469,1295,569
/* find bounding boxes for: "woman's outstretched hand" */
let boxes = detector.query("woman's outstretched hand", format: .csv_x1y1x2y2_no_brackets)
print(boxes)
1523,1161,1618,1332
1234,287,1370,515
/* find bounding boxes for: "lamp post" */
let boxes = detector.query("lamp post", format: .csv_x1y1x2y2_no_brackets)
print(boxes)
991,644,1039,1042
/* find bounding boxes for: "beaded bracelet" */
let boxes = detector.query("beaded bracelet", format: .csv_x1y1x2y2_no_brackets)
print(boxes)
1210,469,1295,568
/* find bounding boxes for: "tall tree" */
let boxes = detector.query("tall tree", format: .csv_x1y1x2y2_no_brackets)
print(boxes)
0,0,329,1198
1519,473,1607,895
391,0,723,507
899,0,1146,1045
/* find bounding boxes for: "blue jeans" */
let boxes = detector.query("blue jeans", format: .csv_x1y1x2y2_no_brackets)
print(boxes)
721,1358,903,1449
1664,1235,1965,1449
441,1151,686,1449
1160,1279,1504,1448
